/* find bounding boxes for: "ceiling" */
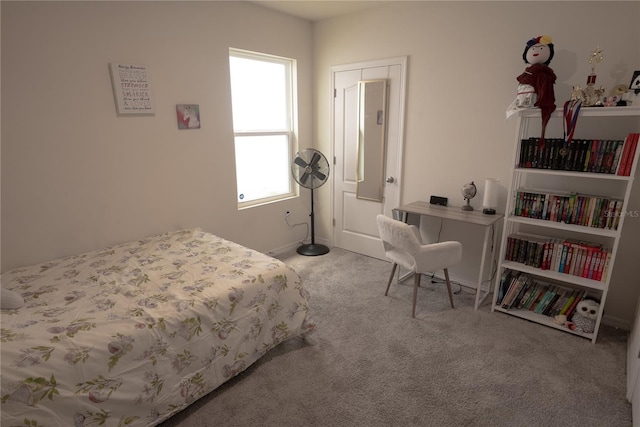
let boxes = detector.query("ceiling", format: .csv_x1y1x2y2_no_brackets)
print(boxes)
251,1,384,22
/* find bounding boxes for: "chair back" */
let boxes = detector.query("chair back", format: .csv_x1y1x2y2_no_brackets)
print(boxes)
376,214,421,256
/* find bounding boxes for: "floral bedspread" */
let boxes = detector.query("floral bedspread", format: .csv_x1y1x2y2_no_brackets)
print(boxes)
1,228,314,426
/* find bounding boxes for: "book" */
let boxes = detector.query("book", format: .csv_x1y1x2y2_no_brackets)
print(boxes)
600,252,613,282
604,199,617,230
535,286,554,314
611,139,625,174
619,133,639,176
542,240,552,271
559,290,578,315
496,269,515,305
600,140,613,173
612,201,623,230
550,238,564,272
587,250,601,279
565,290,586,319
519,282,540,309
623,133,639,176
563,243,574,274
594,250,611,281
617,134,632,175
590,139,601,172
582,139,593,172
511,276,534,308
528,283,549,312
547,288,571,316
570,248,583,276
556,239,566,272
558,244,569,273
586,196,598,228
502,273,527,309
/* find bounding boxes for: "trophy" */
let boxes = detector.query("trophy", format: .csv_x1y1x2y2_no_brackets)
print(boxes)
584,47,604,106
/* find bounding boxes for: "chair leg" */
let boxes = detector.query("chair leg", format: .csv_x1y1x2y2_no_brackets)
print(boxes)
412,272,421,318
385,263,398,296
444,268,455,309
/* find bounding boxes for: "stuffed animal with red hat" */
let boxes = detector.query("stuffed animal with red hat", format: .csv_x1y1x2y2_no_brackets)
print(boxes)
516,35,557,140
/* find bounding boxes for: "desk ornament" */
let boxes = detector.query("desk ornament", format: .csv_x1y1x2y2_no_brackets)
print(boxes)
461,181,477,211
482,178,499,215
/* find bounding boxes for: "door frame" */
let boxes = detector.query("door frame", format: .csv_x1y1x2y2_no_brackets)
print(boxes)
330,56,408,254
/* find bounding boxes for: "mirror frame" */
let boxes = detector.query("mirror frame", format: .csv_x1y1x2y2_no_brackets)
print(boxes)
356,79,388,202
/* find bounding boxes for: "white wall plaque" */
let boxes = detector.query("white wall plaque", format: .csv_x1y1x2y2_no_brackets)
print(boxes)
109,63,155,115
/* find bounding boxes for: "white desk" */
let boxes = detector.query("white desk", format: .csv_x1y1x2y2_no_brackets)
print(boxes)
394,201,503,310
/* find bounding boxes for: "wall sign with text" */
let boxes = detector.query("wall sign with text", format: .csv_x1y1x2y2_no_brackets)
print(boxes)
109,63,155,115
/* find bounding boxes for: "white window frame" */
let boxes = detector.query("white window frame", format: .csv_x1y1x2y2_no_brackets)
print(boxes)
229,48,298,209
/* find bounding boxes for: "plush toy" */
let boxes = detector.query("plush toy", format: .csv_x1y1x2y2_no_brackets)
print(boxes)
570,299,600,333
553,314,569,326
553,314,576,331
507,36,557,142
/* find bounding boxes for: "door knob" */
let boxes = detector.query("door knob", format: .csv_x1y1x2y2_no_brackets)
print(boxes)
386,176,395,183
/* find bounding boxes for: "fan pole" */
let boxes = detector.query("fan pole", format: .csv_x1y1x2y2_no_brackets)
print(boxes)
297,187,330,256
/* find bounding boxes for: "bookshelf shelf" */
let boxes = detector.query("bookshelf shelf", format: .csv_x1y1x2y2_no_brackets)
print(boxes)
493,306,595,340
519,105,640,118
492,107,640,343
514,167,634,181
506,216,619,238
500,261,607,291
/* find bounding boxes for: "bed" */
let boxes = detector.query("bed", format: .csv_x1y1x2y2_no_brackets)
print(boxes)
0,228,314,426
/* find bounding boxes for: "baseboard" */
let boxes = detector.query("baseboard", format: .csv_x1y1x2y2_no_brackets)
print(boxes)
602,313,632,332
268,237,331,257
267,242,302,257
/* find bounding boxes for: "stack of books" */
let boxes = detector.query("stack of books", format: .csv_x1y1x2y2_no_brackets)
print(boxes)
496,269,593,319
518,132,638,176
513,190,623,230
505,233,610,281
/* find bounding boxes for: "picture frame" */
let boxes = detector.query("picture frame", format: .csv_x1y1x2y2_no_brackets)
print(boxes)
109,63,155,116
630,70,640,94
176,104,201,129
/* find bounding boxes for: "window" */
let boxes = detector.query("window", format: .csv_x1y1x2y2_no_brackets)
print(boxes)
229,48,297,207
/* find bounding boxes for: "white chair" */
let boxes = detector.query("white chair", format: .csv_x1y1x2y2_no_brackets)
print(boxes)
376,214,462,318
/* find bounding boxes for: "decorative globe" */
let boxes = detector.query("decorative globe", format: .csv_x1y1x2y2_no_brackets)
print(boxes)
461,181,477,211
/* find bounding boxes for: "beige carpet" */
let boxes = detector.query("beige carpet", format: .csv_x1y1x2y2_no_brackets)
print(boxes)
160,247,631,426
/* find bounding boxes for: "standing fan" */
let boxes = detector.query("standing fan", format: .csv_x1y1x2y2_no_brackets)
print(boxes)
291,149,330,256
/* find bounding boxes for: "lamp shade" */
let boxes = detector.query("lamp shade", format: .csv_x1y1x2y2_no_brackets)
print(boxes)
482,178,500,210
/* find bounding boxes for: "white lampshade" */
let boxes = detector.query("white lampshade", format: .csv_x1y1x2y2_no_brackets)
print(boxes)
482,178,500,210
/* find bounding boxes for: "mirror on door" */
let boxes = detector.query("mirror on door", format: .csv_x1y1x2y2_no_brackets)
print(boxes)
356,79,388,202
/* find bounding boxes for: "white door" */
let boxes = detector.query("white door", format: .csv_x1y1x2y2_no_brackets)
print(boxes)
332,57,407,260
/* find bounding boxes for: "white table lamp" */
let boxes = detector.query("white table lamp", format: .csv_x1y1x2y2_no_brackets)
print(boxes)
482,178,500,215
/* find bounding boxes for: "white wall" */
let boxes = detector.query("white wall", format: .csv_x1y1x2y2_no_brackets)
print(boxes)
1,1,314,270
313,1,640,326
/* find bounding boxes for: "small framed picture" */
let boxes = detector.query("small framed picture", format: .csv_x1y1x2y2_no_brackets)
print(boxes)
629,71,640,94
176,104,200,129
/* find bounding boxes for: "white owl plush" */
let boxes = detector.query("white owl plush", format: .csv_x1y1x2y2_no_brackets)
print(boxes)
571,299,600,333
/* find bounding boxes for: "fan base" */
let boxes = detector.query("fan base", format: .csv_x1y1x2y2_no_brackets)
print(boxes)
297,243,330,256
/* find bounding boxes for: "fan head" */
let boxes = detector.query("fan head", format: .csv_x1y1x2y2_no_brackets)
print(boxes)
291,149,330,190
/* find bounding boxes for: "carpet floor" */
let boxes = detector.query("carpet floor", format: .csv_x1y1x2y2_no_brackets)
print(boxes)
160,247,631,427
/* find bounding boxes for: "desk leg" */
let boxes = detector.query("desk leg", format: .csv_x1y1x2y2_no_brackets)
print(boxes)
474,225,493,310
394,210,413,283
